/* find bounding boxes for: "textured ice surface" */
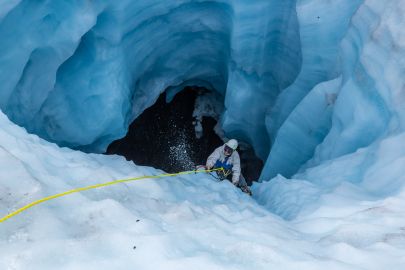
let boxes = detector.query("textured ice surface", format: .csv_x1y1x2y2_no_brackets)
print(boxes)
256,0,405,230
0,0,300,159
192,91,224,139
1,0,405,268
1,0,402,182
1,108,405,270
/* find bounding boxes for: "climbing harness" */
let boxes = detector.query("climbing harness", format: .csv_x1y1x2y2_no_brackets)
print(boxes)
197,165,252,196
213,157,233,180
0,168,224,223
215,168,232,180
195,165,228,181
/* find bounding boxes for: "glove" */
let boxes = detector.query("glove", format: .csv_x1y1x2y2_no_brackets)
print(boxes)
196,165,208,171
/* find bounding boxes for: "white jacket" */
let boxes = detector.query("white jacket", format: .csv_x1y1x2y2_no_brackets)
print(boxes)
206,145,241,184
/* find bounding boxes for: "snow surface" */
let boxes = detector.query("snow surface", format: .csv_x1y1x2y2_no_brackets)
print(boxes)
1,0,405,269
1,108,405,270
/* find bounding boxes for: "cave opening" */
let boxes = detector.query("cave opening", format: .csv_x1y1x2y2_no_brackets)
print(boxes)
106,86,263,185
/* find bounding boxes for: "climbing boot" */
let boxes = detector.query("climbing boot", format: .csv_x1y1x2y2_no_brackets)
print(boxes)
241,186,252,196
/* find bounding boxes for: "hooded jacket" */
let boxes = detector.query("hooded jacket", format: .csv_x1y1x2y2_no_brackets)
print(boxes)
206,145,241,184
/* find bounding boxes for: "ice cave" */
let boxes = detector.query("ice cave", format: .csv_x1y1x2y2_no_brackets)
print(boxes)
1,0,405,269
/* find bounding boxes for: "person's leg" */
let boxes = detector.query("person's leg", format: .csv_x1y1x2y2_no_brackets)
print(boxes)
238,174,248,187
238,174,252,195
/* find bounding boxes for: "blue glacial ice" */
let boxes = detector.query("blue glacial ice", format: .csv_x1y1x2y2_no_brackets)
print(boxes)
0,0,301,158
1,0,405,269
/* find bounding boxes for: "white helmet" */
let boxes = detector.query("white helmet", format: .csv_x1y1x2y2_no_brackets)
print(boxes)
225,139,238,150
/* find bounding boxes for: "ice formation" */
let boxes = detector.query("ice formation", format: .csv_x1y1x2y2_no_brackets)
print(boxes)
0,0,300,158
192,90,224,139
1,0,405,269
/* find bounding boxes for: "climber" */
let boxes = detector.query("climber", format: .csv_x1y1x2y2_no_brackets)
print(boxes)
205,139,252,195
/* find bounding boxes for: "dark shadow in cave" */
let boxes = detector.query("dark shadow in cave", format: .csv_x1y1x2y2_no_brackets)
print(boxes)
106,87,263,185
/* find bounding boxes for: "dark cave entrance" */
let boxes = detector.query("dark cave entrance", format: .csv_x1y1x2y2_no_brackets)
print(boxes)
106,87,263,185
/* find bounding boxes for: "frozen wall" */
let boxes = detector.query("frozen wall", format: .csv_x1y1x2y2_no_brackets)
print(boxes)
0,0,301,158
2,2,405,267
262,0,404,179
255,0,405,220
1,0,404,186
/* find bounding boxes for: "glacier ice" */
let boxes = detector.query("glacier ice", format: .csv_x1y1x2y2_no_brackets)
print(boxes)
1,0,403,181
0,0,301,159
257,0,405,218
1,0,405,269
1,100,405,269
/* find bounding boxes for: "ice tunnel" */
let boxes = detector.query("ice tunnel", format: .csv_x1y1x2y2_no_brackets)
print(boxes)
106,86,263,183
0,0,302,180
106,87,225,174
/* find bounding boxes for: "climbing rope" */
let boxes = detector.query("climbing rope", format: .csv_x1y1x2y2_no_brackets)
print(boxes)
0,167,224,223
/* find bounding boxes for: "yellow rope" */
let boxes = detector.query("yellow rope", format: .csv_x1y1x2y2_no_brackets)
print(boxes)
0,168,223,223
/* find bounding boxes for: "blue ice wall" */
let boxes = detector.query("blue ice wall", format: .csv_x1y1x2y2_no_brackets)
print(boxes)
1,0,403,184
0,0,301,156
262,0,364,178
262,0,401,179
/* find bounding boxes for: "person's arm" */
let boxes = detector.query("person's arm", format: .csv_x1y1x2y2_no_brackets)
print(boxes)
231,152,241,185
206,147,221,169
